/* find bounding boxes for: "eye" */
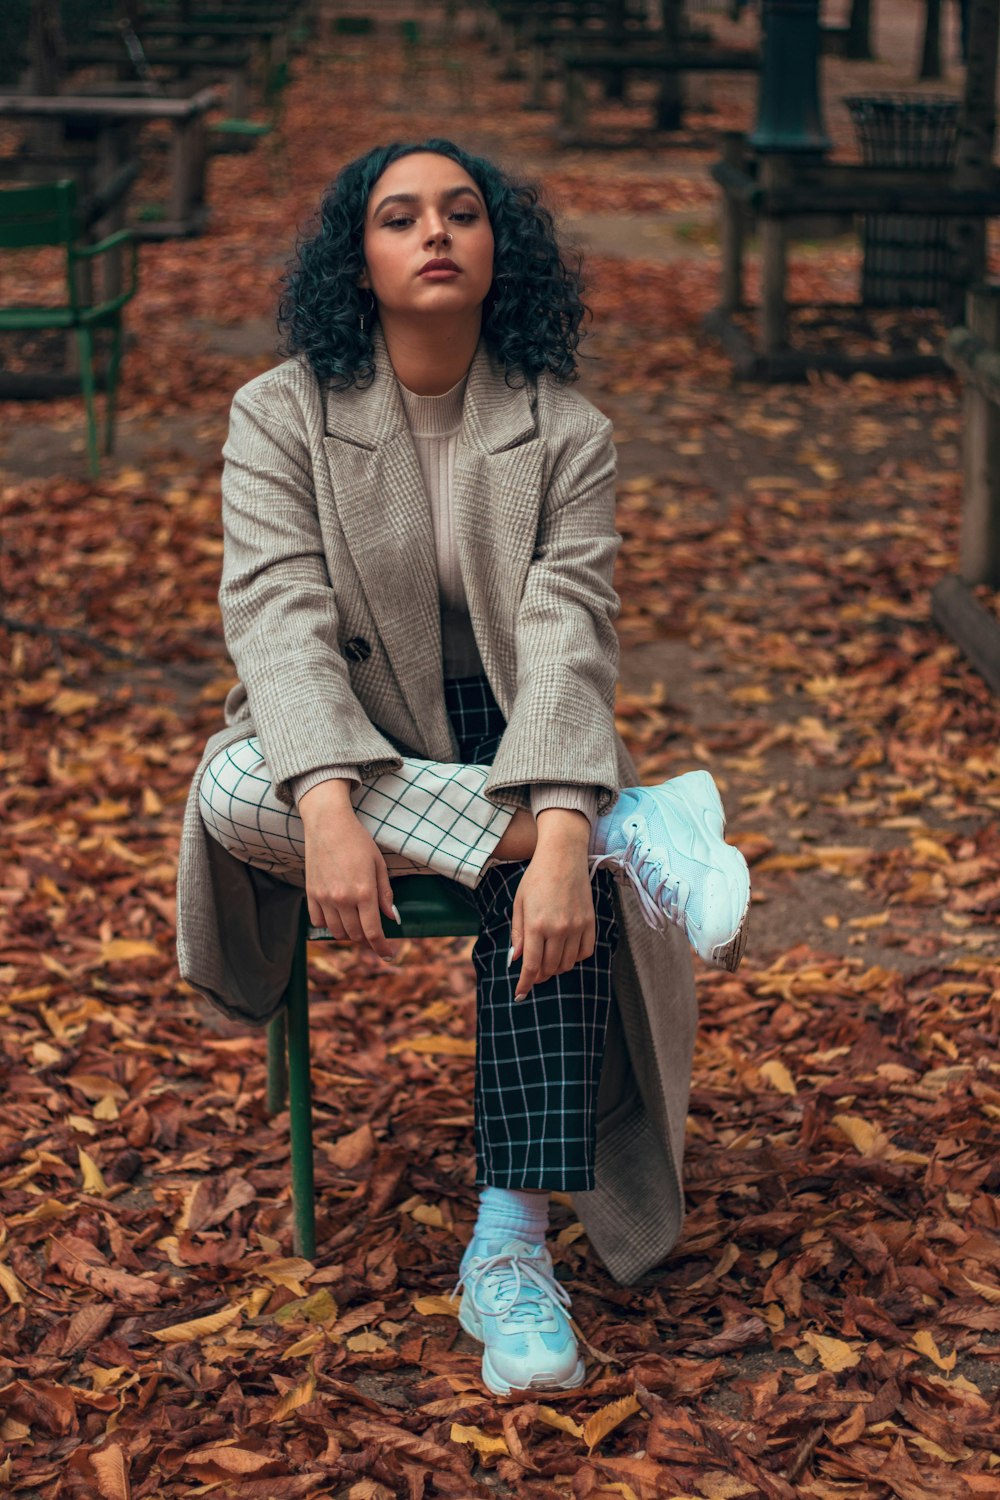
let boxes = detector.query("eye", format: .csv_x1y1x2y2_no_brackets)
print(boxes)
382,214,414,229
450,209,480,223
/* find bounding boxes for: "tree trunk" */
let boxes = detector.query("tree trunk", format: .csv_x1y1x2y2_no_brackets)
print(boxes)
604,0,628,99
26,0,64,152
946,0,1000,322
27,0,64,94
919,0,942,79
655,0,685,132
846,0,874,60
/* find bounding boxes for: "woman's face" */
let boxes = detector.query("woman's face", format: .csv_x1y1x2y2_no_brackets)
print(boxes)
359,151,495,322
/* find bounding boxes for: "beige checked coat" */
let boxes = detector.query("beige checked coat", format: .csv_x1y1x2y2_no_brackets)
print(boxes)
175,325,698,1285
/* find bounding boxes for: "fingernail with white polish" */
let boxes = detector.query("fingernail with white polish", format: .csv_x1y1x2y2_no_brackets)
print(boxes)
391,904,401,924
506,944,515,968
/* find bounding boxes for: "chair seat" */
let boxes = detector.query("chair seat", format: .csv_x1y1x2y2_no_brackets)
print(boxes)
211,118,273,135
273,872,482,1256
0,305,76,330
0,304,123,331
307,874,480,941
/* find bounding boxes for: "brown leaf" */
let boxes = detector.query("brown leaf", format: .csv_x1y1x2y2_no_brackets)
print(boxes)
797,1332,862,1372
348,1419,471,1478
582,1394,641,1452
327,1123,377,1169
873,1436,973,1500
151,1301,243,1344
829,1403,867,1445
89,1443,131,1500
48,1237,162,1306
686,1316,769,1356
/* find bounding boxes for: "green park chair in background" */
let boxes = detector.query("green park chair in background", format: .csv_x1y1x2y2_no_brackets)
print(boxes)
333,14,377,38
0,179,139,479
266,874,482,1258
398,17,472,109
210,55,290,162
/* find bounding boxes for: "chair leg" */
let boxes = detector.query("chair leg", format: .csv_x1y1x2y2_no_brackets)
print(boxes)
266,1007,287,1115
266,124,287,193
104,318,123,457
75,327,99,479
285,903,316,1259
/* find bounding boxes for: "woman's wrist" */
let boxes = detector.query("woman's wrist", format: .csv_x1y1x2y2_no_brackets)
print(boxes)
534,807,592,849
298,777,356,823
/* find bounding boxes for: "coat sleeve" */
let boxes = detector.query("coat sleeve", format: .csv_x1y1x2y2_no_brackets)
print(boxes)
530,784,599,828
485,419,623,818
218,388,403,806
289,765,364,805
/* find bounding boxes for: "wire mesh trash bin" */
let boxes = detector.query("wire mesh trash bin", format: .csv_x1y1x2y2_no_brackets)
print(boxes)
844,94,960,309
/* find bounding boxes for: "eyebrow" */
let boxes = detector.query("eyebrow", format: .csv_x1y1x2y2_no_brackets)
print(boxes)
370,184,484,219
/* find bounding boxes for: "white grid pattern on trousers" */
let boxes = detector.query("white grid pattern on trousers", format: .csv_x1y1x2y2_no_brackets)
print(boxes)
197,674,618,1191
471,859,617,1191
199,736,514,888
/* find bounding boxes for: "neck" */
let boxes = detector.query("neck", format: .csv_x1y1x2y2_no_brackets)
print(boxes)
376,310,482,395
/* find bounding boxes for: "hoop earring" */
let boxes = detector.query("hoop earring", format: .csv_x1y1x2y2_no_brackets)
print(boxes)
358,289,376,333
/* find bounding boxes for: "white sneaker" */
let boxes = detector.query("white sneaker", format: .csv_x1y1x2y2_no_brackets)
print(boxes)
453,1239,586,1398
590,769,751,971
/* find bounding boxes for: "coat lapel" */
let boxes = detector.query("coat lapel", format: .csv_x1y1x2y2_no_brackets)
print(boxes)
453,334,546,720
323,331,453,758
322,324,545,750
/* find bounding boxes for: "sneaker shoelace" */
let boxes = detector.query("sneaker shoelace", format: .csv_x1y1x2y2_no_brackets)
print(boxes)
452,1250,572,1328
588,823,689,935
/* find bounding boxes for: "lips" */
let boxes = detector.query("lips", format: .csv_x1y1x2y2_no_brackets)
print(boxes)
418,257,460,274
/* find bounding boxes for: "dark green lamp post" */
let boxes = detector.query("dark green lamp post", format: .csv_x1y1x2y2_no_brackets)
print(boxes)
750,0,831,153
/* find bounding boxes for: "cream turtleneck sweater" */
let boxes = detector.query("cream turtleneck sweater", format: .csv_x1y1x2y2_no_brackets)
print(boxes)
291,371,598,830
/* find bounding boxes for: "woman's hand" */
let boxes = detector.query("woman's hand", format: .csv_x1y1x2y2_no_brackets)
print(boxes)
298,780,399,962
509,809,595,1000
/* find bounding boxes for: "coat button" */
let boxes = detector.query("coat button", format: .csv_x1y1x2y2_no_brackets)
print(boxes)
343,636,371,663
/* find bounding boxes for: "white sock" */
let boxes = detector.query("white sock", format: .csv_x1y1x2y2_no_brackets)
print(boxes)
462,1186,550,1268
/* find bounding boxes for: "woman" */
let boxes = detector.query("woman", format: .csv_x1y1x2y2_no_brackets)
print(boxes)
176,139,750,1398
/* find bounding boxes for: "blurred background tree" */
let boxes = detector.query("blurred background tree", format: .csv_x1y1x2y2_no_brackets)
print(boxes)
3,0,121,88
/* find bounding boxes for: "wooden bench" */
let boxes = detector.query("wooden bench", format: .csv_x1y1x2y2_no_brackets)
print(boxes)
82,13,295,146
0,88,221,240
934,283,1000,693
556,45,759,141
525,22,686,109
67,44,255,116
707,135,1000,380
490,0,635,80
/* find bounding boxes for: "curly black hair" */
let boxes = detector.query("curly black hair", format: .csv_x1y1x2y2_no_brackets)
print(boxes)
276,138,589,390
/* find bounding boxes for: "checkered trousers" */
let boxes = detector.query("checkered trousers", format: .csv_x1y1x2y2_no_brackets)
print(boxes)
446,675,619,1193
199,723,515,890
199,674,618,1193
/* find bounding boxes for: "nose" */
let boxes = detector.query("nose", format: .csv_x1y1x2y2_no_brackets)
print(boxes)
424,211,451,248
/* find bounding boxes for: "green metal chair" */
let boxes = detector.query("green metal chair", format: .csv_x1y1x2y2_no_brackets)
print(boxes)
397,15,471,108
325,13,377,75
265,874,482,1257
0,179,139,480
333,15,377,36
210,56,289,154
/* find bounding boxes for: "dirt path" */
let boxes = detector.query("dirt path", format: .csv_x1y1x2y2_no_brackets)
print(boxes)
3,0,996,984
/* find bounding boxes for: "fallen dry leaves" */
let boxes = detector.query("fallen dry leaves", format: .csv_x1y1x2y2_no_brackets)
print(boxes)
2,12,999,1500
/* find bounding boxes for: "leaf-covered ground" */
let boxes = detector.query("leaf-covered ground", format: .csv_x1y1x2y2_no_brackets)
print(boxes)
1,6,999,1497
